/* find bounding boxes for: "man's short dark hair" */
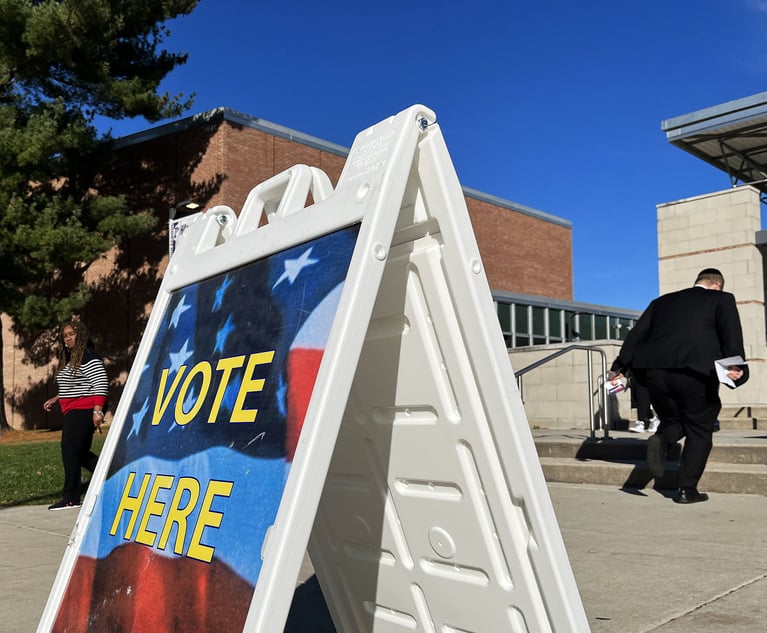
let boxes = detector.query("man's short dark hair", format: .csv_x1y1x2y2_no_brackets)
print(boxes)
696,268,724,289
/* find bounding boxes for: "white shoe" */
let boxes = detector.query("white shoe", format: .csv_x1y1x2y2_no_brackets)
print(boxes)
629,420,646,433
648,417,660,433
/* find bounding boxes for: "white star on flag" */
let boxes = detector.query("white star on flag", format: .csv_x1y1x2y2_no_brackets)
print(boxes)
213,275,233,311
128,397,150,439
169,294,191,328
215,315,235,353
272,248,318,289
168,339,194,374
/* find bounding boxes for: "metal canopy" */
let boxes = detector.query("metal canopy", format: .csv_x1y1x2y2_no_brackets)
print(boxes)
662,91,767,198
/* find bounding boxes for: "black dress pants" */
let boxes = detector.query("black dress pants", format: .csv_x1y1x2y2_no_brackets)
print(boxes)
630,377,653,422
642,368,721,490
60,408,99,504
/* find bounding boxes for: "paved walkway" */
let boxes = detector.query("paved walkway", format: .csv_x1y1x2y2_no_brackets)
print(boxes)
3,483,765,632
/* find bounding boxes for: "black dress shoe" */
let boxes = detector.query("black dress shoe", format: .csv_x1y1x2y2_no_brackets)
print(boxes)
674,489,709,504
646,434,666,478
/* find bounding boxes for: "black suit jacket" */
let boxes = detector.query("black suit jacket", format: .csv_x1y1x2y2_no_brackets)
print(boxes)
612,286,749,386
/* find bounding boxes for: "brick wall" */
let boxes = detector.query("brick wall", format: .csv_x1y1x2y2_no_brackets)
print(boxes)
467,197,572,298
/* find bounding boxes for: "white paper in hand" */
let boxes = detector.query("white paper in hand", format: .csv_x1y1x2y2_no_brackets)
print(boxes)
715,355,746,388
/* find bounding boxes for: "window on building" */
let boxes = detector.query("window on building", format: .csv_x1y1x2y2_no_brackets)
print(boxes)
494,299,638,349
565,311,579,341
514,304,530,347
578,314,594,341
497,302,512,347
594,315,608,340
532,306,547,345
549,309,563,343
615,317,634,340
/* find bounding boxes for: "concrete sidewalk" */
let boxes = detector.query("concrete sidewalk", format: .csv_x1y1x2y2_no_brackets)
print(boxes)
3,483,765,632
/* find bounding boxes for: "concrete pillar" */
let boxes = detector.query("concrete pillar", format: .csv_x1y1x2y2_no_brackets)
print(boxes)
656,185,766,406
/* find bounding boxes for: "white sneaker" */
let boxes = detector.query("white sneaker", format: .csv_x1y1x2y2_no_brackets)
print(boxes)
629,420,646,433
648,417,660,433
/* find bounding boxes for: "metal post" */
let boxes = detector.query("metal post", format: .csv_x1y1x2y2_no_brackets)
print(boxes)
586,350,594,438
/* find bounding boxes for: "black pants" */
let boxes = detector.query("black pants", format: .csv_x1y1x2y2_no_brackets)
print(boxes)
60,408,99,504
630,378,653,422
642,368,721,490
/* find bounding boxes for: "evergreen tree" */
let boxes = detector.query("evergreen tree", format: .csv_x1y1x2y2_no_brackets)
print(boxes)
0,0,199,431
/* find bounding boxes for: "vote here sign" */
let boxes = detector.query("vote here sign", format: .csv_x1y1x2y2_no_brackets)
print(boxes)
50,224,359,633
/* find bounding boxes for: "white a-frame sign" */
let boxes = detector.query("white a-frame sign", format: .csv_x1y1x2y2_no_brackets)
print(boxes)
38,105,590,633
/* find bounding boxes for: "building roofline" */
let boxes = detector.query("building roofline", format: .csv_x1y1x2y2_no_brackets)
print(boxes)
491,289,641,318
114,107,350,156
114,107,572,229
661,91,767,136
462,187,571,228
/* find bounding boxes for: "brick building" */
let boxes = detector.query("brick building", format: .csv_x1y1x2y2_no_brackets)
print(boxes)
3,107,636,429
112,107,575,297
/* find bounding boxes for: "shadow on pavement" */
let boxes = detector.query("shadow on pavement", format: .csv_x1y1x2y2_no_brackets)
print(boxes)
285,575,336,633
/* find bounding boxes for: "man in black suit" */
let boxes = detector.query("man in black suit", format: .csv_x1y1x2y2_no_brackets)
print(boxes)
609,268,748,504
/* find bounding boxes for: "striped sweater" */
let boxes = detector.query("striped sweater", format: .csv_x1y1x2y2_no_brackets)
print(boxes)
56,348,108,414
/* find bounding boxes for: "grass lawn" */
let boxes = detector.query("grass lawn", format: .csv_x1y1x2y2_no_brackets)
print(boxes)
0,427,108,507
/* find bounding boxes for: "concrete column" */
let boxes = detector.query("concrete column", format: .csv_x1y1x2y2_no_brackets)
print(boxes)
656,185,766,407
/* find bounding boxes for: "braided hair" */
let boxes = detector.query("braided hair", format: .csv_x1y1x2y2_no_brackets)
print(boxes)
54,318,92,376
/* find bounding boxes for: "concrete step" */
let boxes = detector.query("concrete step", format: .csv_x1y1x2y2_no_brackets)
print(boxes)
612,417,763,431
538,457,767,495
721,404,767,419
716,404,763,430
718,418,760,430
536,434,767,464
533,429,767,495
606,404,766,431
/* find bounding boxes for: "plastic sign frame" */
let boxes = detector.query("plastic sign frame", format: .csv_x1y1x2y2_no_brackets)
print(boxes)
37,105,590,633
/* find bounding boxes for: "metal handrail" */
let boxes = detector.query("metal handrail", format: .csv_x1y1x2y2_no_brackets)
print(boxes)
514,344,611,439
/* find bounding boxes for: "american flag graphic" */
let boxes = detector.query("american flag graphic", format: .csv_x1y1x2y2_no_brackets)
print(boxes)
52,224,360,633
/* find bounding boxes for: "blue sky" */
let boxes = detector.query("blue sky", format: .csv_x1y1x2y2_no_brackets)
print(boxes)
102,0,767,311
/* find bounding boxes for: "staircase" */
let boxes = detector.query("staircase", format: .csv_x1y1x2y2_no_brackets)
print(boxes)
717,404,767,430
533,407,767,495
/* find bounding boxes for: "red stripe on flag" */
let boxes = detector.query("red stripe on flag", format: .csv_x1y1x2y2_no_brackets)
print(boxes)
53,545,253,633
285,348,324,462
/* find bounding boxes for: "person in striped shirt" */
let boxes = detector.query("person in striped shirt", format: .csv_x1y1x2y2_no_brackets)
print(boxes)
43,319,108,511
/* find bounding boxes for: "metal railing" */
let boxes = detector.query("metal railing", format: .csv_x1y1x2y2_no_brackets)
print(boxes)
514,344,611,439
